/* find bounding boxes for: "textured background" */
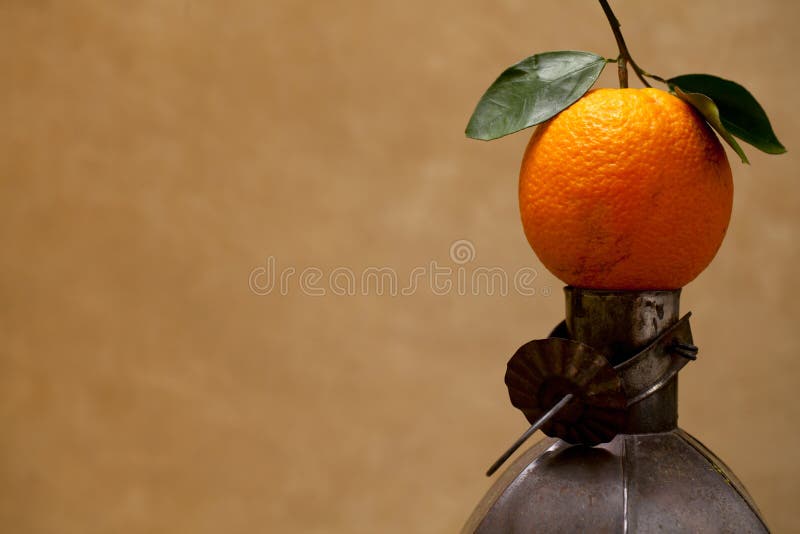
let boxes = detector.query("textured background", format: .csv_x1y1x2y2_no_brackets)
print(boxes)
1,1,799,532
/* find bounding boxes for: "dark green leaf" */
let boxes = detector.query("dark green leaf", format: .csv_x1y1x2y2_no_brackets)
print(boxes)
669,74,786,155
672,86,749,164
466,51,606,141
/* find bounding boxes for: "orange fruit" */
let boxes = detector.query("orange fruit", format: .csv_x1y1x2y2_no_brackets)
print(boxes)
519,87,733,290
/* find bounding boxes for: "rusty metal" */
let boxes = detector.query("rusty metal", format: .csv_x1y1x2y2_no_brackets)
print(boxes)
505,338,627,446
464,287,770,533
671,341,699,360
614,312,693,409
486,393,573,477
464,430,769,533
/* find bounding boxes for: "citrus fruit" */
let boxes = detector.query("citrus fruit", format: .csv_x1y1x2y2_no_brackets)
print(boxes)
519,87,733,290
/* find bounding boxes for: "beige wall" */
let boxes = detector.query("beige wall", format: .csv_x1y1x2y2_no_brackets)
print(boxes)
2,1,799,532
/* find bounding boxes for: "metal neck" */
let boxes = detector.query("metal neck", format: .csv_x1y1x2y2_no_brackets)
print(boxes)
564,287,681,433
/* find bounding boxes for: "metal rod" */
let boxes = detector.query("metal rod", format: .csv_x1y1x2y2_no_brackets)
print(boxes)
672,342,699,360
486,393,574,477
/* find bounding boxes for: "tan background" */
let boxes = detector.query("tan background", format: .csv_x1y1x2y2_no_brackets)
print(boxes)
1,1,799,532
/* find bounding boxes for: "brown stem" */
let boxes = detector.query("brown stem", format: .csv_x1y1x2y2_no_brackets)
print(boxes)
617,55,628,88
598,0,651,88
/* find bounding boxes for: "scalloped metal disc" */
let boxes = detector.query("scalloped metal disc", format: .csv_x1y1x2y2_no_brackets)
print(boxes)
505,337,627,446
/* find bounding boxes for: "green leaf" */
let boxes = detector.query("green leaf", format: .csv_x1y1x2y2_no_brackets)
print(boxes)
668,74,786,155
466,51,606,141
672,86,749,164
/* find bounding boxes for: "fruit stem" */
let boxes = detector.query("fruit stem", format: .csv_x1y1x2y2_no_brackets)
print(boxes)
616,55,628,89
598,0,651,88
